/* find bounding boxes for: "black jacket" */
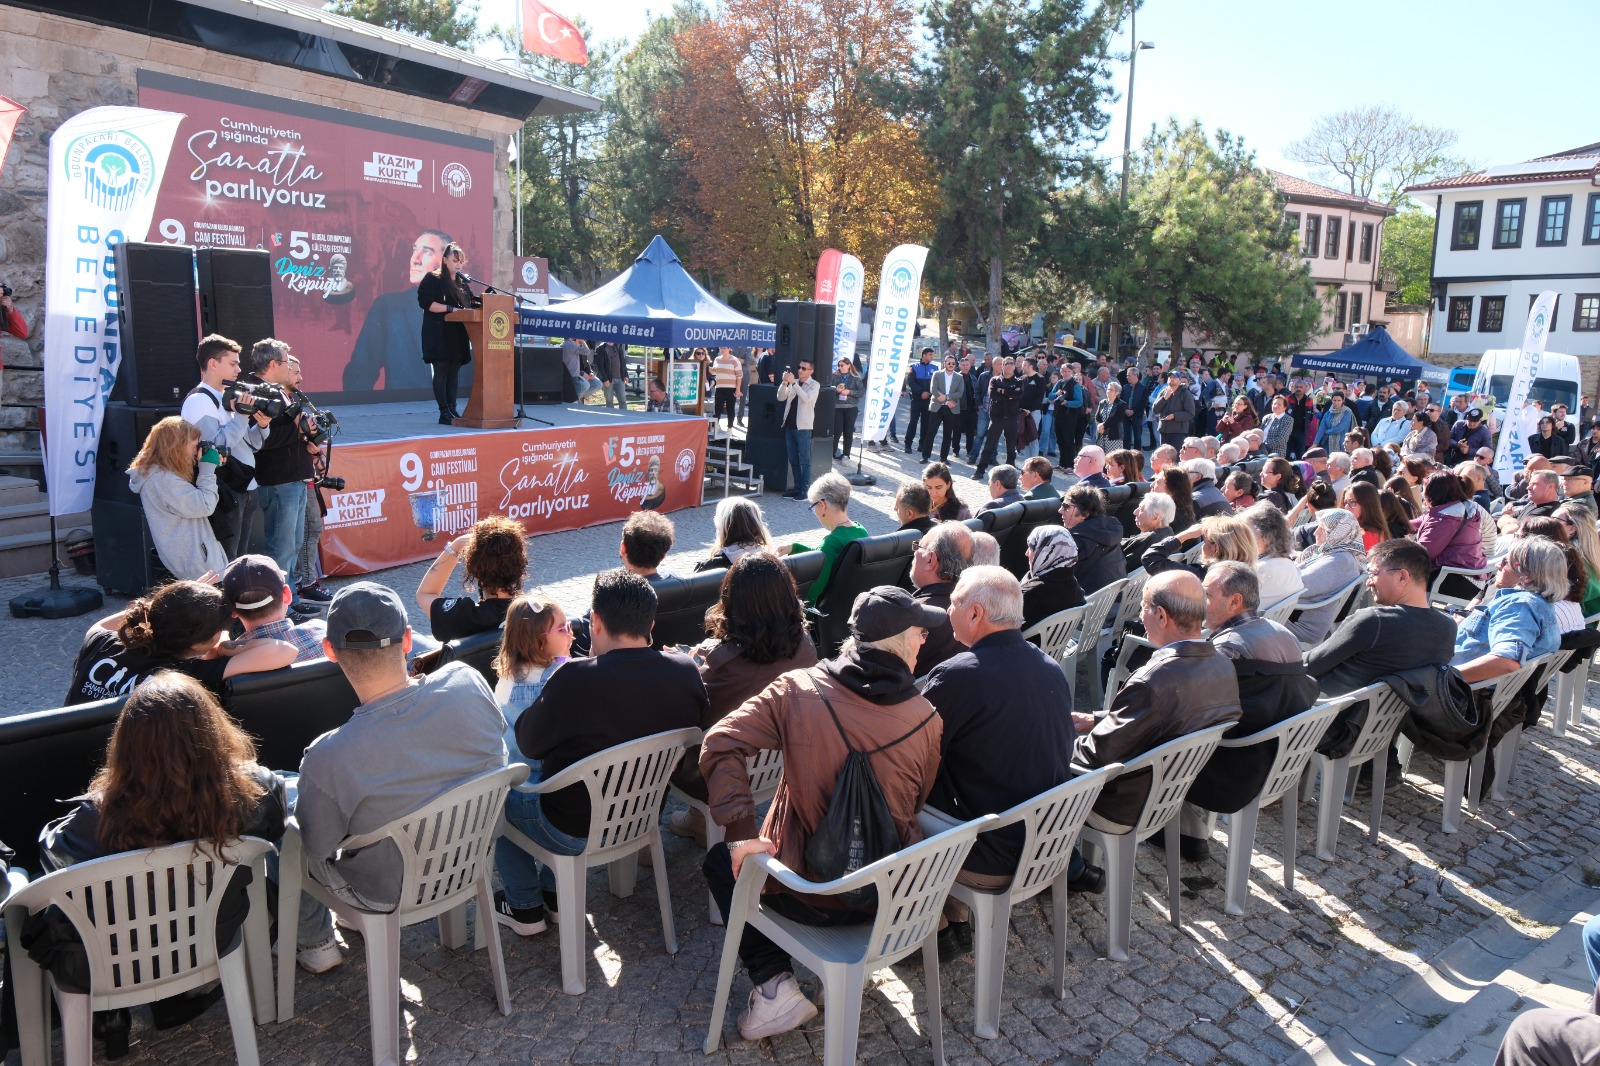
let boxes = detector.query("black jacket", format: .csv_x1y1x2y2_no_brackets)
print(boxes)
1071,515,1128,594
254,390,315,487
1121,525,1174,571
416,269,473,365
1020,567,1086,631
988,375,1024,421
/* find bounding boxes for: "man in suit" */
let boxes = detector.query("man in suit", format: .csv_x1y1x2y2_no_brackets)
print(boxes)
925,353,967,463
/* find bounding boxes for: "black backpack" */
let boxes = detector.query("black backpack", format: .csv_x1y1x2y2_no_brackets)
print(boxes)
800,674,934,909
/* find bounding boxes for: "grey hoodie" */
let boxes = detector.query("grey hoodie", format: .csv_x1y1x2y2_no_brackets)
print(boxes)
128,462,229,578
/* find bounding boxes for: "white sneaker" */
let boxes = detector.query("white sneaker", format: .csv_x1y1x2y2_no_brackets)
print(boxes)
737,973,818,1041
297,936,344,974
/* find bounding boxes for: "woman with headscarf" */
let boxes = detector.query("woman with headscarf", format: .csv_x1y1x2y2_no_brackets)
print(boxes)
1285,508,1367,644
1019,525,1086,630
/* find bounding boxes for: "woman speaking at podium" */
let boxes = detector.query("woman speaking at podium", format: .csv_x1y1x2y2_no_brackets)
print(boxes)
417,242,475,425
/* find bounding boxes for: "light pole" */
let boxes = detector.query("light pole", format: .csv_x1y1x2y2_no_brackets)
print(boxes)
1109,8,1153,364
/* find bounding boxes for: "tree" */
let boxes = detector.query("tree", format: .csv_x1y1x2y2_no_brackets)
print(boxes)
1381,208,1435,306
1286,105,1468,207
328,0,479,47
1104,120,1323,360
888,0,1121,350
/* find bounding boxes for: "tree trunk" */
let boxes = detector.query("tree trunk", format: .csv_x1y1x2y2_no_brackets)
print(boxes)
1170,300,1185,369
939,297,950,351
987,254,1003,352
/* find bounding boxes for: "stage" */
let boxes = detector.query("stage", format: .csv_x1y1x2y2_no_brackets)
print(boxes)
316,400,708,576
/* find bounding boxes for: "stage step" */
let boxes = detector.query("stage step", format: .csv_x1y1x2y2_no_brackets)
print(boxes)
0,477,93,578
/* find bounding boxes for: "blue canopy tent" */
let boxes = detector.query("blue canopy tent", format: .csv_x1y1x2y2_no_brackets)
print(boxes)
516,235,776,347
1291,326,1447,385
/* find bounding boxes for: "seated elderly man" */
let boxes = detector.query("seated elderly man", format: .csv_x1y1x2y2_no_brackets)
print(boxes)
894,481,935,534
922,566,1082,953
977,464,1025,514
1499,469,1561,534
1020,455,1060,500
1072,571,1242,839
1349,448,1381,487
910,520,975,676
1172,562,1317,860
970,530,1001,567
1073,445,1111,489
1372,400,1412,449
1122,491,1176,570
1327,452,1352,495
1150,443,1179,475
1184,457,1232,519
700,587,945,1041
1178,437,1206,463
1216,441,1243,467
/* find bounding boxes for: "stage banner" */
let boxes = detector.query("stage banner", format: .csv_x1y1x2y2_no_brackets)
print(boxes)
319,420,707,574
1493,290,1558,484
43,106,183,518
135,71,493,398
861,244,928,442
814,249,864,369
514,255,550,306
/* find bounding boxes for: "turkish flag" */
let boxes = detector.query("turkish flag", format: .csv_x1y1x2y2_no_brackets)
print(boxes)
521,0,588,65
0,97,25,176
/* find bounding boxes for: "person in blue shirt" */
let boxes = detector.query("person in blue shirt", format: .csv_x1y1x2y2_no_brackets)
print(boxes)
1452,536,1564,682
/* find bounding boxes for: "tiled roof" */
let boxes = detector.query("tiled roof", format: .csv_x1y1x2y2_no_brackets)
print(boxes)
1267,170,1392,211
1408,144,1600,193
1534,142,1600,160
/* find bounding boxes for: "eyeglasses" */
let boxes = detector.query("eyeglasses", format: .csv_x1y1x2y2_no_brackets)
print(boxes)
1364,567,1401,578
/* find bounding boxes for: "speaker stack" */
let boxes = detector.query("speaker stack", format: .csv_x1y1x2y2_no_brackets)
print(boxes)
744,302,842,494
93,402,181,595
197,248,275,351
112,242,200,408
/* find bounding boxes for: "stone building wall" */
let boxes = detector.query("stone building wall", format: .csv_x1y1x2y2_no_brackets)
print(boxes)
0,8,521,456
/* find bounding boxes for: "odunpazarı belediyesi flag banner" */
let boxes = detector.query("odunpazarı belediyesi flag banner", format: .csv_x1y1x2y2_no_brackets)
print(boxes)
44,107,183,517
861,245,928,442
1493,289,1559,485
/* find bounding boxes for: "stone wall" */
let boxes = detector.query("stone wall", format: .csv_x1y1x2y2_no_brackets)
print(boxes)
0,8,521,456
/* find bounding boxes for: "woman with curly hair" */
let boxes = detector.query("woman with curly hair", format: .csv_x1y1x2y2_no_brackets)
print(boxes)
1259,456,1303,511
127,415,229,579
416,514,528,641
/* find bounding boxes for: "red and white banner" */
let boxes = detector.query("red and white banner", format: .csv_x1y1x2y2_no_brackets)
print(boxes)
0,97,25,176
814,249,864,369
521,0,589,65
320,420,706,575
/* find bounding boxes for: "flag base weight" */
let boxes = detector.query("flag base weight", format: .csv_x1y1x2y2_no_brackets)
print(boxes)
9,515,103,619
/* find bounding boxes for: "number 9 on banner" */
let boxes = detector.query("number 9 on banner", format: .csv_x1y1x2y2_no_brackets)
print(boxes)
400,452,423,491
158,219,186,244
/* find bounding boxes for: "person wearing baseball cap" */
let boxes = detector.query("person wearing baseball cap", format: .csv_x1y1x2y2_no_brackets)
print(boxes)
1561,468,1598,517
292,581,508,972
221,554,326,663
1449,405,1493,461
699,585,945,1041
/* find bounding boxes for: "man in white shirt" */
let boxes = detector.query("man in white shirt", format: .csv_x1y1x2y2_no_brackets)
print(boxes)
1371,400,1412,449
180,334,268,558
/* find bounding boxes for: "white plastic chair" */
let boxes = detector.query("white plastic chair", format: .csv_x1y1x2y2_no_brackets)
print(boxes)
703,813,999,1066
5,839,275,1066
920,764,1121,1040
669,747,785,924
1102,634,1155,712
1429,565,1493,613
1486,652,1562,802
1292,577,1367,650
1260,591,1302,626
1552,619,1600,736
275,763,527,1064
1076,723,1233,962
1215,696,1350,915
1020,603,1089,677
1302,682,1411,856
1072,579,1128,711
1108,568,1149,636
499,727,700,994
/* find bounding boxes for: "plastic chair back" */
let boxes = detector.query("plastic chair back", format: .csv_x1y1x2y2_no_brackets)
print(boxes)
1021,604,1089,669
1003,766,1123,901
1260,591,1301,625
1220,696,1347,810
1109,568,1148,634
538,727,702,862
744,746,786,799
1120,724,1235,839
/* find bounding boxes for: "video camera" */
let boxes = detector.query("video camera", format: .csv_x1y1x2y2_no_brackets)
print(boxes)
290,394,339,448
221,378,289,420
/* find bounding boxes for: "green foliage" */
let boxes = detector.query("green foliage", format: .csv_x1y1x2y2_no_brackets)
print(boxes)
1382,208,1436,306
328,0,479,47
1103,120,1323,359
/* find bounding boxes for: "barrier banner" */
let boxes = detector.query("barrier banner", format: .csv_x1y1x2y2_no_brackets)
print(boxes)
319,420,707,575
813,249,864,369
136,71,493,397
860,244,928,442
43,105,183,518
1493,290,1558,484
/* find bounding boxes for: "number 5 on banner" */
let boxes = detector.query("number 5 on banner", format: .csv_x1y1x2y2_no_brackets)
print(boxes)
400,452,423,491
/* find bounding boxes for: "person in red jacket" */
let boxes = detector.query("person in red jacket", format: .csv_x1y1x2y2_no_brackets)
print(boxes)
1,284,25,340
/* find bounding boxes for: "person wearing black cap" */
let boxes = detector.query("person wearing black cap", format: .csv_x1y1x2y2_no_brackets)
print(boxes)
222,553,327,662
1449,407,1492,460
699,585,945,1042
293,582,507,968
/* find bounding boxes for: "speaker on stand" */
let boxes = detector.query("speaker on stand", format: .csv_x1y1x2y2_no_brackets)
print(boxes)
112,242,200,408
197,248,275,352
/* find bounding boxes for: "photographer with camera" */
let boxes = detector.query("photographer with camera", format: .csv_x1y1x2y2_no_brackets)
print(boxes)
1,281,26,340
181,335,268,558
249,339,322,619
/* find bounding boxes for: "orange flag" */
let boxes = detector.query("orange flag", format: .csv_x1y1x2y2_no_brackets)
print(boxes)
0,97,25,175
521,0,588,65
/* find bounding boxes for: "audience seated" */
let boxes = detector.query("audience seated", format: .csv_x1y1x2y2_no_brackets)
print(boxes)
1149,444,1179,475
65,580,297,706
977,465,1024,514
1152,467,1198,531
910,521,976,676
893,481,935,534
1260,456,1304,511
1306,539,1455,696
1285,509,1366,644
780,472,869,604
223,554,327,662
1556,503,1600,616
1073,446,1111,489
493,595,573,754
923,461,973,522
1452,537,1564,683
1185,458,1231,519
1563,468,1598,517
1122,492,1175,571
1060,484,1127,594
30,672,295,1042
1414,471,1487,589
1239,502,1305,605
1500,470,1562,534
1017,524,1086,631
499,570,709,933
700,586,944,1041
697,497,775,571
1020,455,1060,501
1350,448,1381,487
923,566,1086,945
415,514,528,641
1492,986,1600,1066
570,510,678,654
971,530,1001,567
297,583,508,961
1141,514,1258,581
1222,470,1256,511
1327,452,1353,494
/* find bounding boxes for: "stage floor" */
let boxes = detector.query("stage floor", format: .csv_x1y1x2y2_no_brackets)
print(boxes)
325,399,695,447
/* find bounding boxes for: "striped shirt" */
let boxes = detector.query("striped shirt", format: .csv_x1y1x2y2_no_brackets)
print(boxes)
712,354,743,391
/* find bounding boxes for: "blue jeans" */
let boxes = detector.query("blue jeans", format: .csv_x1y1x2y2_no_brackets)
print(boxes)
1585,914,1600,985
974,408,990,461
496,784,586,910
258,480,307,601
785,427,812,495
1039,411,1057,455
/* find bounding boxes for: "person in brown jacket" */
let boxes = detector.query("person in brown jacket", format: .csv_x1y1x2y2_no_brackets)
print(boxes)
700,586,945,1043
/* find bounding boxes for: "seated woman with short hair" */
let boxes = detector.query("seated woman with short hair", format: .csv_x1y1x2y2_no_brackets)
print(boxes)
780,472,868,603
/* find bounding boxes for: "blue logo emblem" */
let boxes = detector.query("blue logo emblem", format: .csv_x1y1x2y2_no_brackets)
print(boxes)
63,130,157,212
886,261,916,299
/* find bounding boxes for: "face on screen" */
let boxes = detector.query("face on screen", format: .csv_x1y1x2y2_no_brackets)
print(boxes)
408,233,445,284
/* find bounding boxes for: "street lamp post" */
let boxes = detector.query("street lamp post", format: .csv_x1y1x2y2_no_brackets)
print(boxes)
1109,8,1153,364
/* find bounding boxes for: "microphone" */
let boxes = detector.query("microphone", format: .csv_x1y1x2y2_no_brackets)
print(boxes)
456,271,478,285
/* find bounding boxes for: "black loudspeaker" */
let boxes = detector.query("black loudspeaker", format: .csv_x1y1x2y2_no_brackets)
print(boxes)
114,242,199,407
813,302,837,378
811,388,838,443
96,401,182,506
743,436,789,495
516,344,566,403
745,384,783,440
197,248,275,350
91,499,167,596
774,301,834,387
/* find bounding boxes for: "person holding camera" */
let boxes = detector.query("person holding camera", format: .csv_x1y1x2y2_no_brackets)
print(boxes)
126,416,230,579
1,281,26,339
250,339,321,619
181,335,268,558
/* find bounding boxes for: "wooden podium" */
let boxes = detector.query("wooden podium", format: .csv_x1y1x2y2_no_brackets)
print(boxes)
447,292,518,429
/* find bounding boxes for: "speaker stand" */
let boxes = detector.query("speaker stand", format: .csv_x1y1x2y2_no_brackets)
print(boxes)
847,450,876,487
10,517,104,619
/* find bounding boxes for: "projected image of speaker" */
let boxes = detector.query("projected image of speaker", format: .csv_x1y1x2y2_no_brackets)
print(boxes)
114,243,199,408
198,248,275,350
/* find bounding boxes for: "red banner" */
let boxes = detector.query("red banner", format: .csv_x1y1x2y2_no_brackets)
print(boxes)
136,72,494,398
814,247,842,304
319,422,707,575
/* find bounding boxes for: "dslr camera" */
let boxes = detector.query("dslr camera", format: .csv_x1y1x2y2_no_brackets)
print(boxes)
287,394,339,448
221,378,288,419
0,282,12,298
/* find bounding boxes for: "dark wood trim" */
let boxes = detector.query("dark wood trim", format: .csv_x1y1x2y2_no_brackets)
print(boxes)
1575,294,1600,333
1584,193,1600,246
1537,195,1573,247
1492,198,1526,249
1450,200,1483,251
1477,295,1506,332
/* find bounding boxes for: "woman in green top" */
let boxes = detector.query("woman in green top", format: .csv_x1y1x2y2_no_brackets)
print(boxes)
780,471,869,603
1555,502,1600,619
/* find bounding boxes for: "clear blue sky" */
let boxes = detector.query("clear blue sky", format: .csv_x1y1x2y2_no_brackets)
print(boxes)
484,0,1598,185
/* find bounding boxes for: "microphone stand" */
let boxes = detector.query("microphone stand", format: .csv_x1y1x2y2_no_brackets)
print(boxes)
458,275,552,428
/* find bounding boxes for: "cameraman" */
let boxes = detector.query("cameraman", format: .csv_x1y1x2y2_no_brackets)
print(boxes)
249,339,320,619
181,335,267,557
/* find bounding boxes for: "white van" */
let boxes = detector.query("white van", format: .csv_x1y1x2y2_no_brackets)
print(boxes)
1472,349,1581,433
